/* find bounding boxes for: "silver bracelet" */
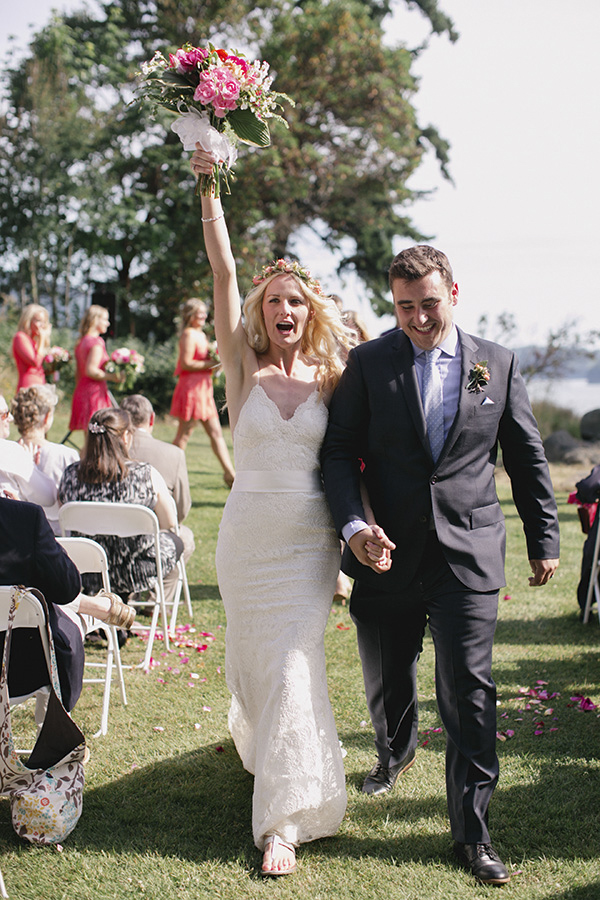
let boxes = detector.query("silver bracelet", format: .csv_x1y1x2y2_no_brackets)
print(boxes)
201,214,224,223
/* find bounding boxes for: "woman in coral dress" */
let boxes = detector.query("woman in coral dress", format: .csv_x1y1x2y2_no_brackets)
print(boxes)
69,305,123,431
11,304,52,391
170,298,235,487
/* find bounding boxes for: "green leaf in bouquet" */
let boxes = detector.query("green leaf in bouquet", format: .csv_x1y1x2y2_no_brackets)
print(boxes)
227,108,271,147
157,71,194,88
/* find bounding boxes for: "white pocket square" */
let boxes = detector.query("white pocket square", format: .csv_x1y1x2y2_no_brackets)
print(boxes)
481,396,495,405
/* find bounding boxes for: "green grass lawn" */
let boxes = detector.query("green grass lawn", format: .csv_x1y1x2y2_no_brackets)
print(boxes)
1,412,599,899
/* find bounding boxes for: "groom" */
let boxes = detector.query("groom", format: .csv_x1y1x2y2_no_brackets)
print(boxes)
321,245,559,885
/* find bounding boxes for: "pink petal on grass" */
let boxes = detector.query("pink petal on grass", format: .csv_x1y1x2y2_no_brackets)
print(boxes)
153,726,165,732
503,594,511,600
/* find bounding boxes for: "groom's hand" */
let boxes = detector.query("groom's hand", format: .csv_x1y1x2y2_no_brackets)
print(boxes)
528,558,559,586
349,525,396,573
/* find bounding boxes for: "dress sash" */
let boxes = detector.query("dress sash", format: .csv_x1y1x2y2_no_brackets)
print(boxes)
233,470,323,493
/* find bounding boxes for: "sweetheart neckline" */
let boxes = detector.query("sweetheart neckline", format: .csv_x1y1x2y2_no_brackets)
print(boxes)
252,383,318,422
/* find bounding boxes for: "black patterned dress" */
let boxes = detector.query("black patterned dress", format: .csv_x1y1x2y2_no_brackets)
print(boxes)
58,461,179,595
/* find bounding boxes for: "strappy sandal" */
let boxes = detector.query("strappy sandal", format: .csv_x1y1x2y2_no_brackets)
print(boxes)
261,834,297,876
102,592,136,630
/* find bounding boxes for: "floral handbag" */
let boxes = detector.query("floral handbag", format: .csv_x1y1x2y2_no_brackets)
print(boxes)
0,586,86,845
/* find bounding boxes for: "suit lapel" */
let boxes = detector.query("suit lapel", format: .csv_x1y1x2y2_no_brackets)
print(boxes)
441,328,483,460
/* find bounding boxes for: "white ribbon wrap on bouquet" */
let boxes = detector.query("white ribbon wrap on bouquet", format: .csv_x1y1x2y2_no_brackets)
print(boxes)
171,107,238,167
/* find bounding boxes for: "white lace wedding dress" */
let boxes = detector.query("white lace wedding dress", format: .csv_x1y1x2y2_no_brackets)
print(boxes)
216,383,347,850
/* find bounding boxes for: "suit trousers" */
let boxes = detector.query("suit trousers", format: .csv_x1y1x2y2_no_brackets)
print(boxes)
351,531,499,843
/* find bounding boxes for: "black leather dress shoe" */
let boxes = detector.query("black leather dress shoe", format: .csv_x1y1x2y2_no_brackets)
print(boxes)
453,842,510,884
361,752,416,795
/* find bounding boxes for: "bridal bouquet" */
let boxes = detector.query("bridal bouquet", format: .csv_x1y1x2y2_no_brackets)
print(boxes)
43,346,70,382
103,348,145,392
137,43,294,197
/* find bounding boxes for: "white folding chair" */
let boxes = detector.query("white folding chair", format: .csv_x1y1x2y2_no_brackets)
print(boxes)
0,585,53,749
56,537,127,737
582,519,600,624
58,501,170,670
165,494,193,634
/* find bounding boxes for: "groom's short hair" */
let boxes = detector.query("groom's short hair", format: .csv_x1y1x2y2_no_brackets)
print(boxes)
388,245,454,290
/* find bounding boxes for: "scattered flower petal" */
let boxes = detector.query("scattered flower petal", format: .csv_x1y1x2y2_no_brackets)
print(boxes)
153,726,165,732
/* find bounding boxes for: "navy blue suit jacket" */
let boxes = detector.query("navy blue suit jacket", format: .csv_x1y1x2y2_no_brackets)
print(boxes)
321,327,560,595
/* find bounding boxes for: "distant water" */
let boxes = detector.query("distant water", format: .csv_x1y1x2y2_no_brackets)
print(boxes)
527,378,600,416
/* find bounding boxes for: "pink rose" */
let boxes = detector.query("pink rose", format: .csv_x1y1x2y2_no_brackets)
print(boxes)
194,74,218,105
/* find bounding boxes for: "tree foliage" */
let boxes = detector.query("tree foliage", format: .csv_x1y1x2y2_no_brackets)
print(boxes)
0,0,456,334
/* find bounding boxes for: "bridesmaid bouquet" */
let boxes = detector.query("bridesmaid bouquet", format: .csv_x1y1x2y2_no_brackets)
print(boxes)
207,341,220,365
43,346,71,383
103,348,145,392
136,42,294,196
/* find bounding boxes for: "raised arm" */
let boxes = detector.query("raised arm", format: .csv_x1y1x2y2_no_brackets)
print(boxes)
191,146,250,392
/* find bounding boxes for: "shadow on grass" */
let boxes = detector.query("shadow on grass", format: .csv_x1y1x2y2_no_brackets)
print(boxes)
61,740,256,864
188,583,222,603
544,886,600,900
494,647,600,694
495,613,600,647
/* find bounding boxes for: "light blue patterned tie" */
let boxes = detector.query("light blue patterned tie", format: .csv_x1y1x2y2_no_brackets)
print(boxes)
422,349,444,462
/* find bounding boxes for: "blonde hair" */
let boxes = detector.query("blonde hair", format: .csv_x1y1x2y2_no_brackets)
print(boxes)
242,274,356,390
17,304,49,336
343,309,371,343
181,298,208,330
11,384,58,435
79,304,108,336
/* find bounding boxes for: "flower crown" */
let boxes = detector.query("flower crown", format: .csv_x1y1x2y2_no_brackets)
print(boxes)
88,421,106,434
252,258,324,295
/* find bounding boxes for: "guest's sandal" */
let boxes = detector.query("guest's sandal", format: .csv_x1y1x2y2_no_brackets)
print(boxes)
261,834,297,876
103,592,137,630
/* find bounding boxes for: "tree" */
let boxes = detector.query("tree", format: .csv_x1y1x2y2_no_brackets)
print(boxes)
0,0,457,333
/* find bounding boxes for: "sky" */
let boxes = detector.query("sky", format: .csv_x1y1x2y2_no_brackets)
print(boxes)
2,0,599,344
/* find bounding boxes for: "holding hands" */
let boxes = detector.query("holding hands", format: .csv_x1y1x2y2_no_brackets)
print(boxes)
349,525,396,574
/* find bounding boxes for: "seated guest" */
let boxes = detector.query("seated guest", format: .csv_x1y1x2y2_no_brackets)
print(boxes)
120,394,193,523
119,394,195,603
574,463,600,618
58,407,184,603
11,384,80,533
0,496,135,713
0,393,56,508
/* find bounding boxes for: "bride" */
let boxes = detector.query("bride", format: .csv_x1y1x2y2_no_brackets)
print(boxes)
191,146,391,875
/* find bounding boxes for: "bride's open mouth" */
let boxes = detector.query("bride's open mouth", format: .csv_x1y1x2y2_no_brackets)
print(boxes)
276,322,294,334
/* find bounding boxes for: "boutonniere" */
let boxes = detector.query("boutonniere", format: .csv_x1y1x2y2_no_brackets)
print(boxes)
466,361,491,393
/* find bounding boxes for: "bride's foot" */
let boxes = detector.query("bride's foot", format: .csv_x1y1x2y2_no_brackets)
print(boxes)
261,834,297,876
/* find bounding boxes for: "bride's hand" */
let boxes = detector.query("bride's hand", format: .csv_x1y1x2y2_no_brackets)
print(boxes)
191,145,218,177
